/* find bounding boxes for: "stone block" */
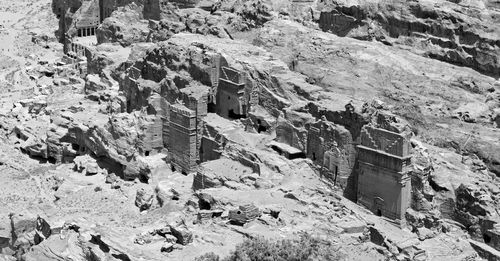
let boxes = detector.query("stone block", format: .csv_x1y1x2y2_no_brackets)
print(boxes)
229,204,261,225
169,224,193,246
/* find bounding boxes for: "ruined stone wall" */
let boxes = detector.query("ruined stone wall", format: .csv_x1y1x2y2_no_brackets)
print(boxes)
275,120,308,152
169,104,197,173
357,160,411,220
357,148,407,171
360,126,411,157
161,99,170,148
199,121,225,163
216,79,245,118
357,125,412,221
121,45,214,171
137,115,163,155
220,66,245,84
73,43,86,57
306,102,368,141
200,137,221,162
306,120,356,187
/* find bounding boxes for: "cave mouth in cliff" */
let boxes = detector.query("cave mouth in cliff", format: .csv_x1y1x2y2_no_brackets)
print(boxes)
289,152,306,160
139,174,149,184
483,233,492,244
376,209,382,217
72,143,80,151
95,156,124,177
257,119,267,133
207,102,216,113
199,198,211,210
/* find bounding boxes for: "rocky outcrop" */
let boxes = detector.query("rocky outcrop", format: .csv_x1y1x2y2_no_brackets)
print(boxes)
314,0,500,77
23,220,150,260
455,184,499,242
135,187,155,211
51,0,83,43
9,107,162,181
97,0,280,47
97,3,149,46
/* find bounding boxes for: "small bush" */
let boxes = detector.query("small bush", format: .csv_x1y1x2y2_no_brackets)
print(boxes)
195,252,220,261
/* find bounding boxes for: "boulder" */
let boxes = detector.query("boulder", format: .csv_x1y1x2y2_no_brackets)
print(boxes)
134,232,163,245
493,108,500,128
8,214,37,254
169,223,193,246
416,227,436,241
84,74,110,94
161,242,174,253
105,172,118,184
155,181,180,207
73,155,102,175
34,216,51,245
164,234,177,244
192,171,222,190
135,188,154,211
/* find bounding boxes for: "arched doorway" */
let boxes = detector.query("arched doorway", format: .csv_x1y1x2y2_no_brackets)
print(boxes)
374,197,385,217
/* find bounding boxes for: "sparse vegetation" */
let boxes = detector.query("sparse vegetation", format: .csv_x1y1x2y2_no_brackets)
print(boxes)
195,233,344,261
195,252,220,261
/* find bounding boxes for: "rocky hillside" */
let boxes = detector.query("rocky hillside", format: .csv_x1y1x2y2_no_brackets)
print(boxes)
315,0,500,77
0,0,498,260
